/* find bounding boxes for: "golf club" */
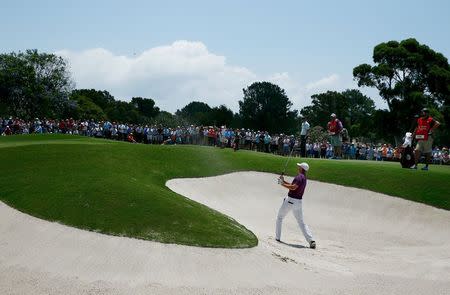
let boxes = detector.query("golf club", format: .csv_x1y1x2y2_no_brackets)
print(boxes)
281,139,296,176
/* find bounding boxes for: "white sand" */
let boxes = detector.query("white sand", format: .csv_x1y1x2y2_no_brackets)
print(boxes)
1,171,449,294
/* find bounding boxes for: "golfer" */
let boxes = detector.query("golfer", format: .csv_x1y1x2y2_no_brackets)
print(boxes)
276,162,316,249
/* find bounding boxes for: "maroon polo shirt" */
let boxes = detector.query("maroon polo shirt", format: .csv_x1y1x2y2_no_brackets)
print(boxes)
288,173,307,199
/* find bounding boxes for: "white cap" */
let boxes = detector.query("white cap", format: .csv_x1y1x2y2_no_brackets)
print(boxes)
331,113,336,117
297,162,309,171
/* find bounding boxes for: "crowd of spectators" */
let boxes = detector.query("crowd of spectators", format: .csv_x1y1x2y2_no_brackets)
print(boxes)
1,116,449,165
0,117,298,155
304,141,449,164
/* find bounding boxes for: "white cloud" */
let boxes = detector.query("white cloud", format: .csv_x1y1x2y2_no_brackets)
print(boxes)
267,73,346,111
56,41,256,113
57,41,385,113
305,74,340,91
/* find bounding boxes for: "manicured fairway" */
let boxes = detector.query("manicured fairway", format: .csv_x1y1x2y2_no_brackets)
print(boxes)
1,134,449,248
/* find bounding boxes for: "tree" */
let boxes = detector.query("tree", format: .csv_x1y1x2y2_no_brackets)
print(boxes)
131,97,160,119
353,38,450,144
300,91,345,127
68,91,107,120
153,111,183,127
210,105,234,127
106,101,140,123
175,101,212,125
0,49,73,119
300,89,375,139
307,126,328,144
238,82,298,134
71,89,115,111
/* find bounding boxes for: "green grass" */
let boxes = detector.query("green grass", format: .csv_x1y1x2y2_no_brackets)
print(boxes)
1,134,449,248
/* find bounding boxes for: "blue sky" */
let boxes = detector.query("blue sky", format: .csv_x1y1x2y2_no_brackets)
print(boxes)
2,0,449,112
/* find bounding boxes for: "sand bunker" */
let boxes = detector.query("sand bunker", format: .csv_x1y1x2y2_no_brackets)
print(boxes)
1,172,449,294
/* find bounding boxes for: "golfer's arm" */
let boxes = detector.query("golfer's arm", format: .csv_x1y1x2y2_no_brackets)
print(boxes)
282,182,298,190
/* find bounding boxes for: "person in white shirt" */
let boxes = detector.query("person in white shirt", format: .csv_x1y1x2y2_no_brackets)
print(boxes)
300,117,310,157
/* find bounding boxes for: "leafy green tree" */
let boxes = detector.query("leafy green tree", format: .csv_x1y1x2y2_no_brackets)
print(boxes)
71,89,115,111
300,91,345,127
153,111,183,127
176,101,212,125
231,113,243,129
353,38,450,144
106,101,140,123
300,89,375,139
307,126,328,144
210,105,234,127
131,97,160,119
0,49,73,119
67,91,107,120
238,82,298,134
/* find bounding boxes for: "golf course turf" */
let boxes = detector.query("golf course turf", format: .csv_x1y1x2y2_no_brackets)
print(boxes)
1,134,449,248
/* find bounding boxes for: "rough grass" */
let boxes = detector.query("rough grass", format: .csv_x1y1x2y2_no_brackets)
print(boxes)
1,134,448,248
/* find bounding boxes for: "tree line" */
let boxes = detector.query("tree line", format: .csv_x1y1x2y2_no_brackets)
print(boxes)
1,38,449,145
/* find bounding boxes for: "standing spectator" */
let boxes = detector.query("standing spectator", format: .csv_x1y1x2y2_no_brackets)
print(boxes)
432,147,441,165
381,144,388,161
271,134,279,154
233,129,241,151
386,144,393,161
326,144,333,158
207,126,215,146
367,145,375,161
300,117,310,157
158,125,164,144
219,126,227,148
327,113,343,159
320,141,327,159
441,147,449,165
239,129,246,147
313,142,320,158
264,132,271,153
258,132,265,152
359,144,367,160
277,134,284,155
201,127,208,145
103,120,112,139
245,129,252,150
58,119,66,134
411,108,440,170
283,136,290,156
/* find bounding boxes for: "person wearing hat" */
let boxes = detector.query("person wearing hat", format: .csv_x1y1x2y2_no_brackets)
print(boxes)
327,113,343,159
276,162,316,249
411,108,440,170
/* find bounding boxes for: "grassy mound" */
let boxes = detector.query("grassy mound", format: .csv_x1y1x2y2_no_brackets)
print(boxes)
1,134,449,248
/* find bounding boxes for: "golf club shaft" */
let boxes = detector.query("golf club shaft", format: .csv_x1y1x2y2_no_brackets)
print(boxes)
281,141,296,175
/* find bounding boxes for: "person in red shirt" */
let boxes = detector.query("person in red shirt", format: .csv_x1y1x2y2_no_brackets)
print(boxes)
58,120,66,134
411,108,440,170
127,132,137,143
327,113,343,158
4,125,12,135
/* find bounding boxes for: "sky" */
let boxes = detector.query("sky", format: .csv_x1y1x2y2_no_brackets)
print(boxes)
1,0,449,113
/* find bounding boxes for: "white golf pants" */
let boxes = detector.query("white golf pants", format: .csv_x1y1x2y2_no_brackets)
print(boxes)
275,196,314,243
